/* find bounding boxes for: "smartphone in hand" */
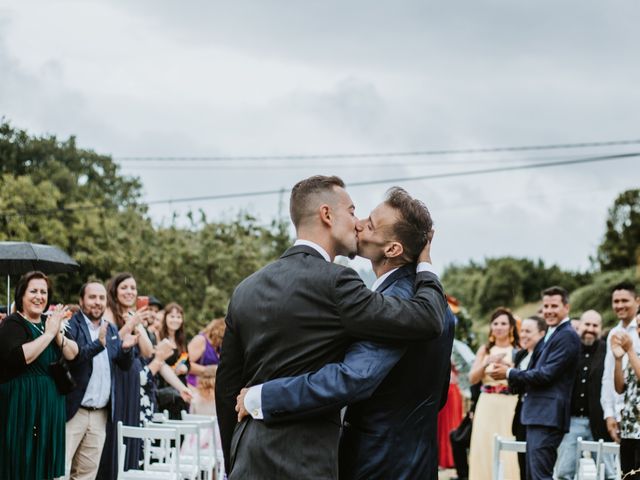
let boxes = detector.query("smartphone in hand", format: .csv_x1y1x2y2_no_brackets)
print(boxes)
136,296,149,310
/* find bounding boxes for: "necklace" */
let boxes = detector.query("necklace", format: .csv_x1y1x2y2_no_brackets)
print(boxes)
18,311,46,333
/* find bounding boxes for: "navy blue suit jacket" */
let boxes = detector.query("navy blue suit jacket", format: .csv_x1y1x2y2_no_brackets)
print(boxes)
65,311,133,421
508,319,580,433
261,265,455,479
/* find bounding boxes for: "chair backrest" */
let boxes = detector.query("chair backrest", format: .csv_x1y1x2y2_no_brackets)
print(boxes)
493,435,526,480
576,437,621,480
116,421,181,475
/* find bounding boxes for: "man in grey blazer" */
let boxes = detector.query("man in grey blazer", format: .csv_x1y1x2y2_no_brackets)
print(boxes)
215,175,448,479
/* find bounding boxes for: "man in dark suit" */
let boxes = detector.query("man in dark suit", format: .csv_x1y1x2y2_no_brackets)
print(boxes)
215,176,448,479
234,187,455,479
491,286,580,480
65,282,135,480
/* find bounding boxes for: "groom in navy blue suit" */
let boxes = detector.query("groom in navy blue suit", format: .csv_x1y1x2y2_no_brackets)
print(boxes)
236,187,455,479
491,286,580,480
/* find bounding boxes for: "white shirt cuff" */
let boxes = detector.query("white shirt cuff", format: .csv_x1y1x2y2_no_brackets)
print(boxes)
506,368,513,379
244,384,264,420
416,262,436,275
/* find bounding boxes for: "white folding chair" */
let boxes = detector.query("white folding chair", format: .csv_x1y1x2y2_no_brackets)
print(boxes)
145,421,201,480
492,435,526,480
116,421,181,480
181,411,224,480
576,437,622,480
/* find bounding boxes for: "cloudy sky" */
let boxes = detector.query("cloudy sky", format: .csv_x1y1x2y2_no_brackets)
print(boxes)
1,1,639,274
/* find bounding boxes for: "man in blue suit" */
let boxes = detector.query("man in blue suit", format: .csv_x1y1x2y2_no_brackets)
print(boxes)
236,187,455,479
65,282,135,480
491,286,580,480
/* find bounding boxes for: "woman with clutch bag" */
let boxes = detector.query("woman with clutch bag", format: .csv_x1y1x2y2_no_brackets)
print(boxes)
0,270,78,479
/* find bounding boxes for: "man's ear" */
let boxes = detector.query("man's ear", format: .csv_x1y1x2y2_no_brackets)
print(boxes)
319,204,332,228
384,241,404,259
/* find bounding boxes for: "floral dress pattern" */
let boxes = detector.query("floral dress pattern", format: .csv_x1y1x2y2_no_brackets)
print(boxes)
621,353,640,439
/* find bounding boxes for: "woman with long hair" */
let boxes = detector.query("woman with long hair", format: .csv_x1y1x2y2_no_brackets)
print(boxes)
187,317,225,387
98,272,154,479
468,307,521,480
156,302,190,417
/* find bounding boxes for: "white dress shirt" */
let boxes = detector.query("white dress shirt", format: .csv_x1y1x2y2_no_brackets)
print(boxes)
81,314,111,409
601,318,640,421
243,240,438,419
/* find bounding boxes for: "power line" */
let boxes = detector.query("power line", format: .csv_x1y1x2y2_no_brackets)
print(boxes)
1,151,636,218
113,139,640,162
118,153,590,171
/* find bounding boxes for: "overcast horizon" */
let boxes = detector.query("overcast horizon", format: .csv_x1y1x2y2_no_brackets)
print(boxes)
1,1,639,275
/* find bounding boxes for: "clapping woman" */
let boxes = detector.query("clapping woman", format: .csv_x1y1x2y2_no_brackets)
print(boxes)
0,271,78,479
468,307,521,480
98,272,154,479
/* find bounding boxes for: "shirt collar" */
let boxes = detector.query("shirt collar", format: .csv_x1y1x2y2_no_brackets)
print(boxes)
371,267,400,292
545,317,570,341
82,311,103,330
294,239,331,262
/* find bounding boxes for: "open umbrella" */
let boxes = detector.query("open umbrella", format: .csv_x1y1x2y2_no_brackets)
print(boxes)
0,241,80,309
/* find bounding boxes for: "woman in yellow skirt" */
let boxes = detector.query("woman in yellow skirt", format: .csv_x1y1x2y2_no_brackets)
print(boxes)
468,307,521,480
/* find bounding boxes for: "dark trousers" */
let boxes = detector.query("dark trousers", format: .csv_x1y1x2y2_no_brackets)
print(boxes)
525,425,564,480
449,415,471,480
620,438,640,479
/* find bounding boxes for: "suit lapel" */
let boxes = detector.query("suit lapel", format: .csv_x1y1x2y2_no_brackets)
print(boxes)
73,312,92,345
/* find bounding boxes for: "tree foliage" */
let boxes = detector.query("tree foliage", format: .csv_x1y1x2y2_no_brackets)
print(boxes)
596,189,640,271
442,257,592,319
0,121,290,336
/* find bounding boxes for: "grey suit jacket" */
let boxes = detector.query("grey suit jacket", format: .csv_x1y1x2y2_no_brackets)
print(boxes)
215,245,447,479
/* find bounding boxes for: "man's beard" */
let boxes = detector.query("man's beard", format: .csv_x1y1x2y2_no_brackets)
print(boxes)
83,308,104,322
581,333,596,346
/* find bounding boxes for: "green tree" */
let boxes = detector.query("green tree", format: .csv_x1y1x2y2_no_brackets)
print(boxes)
596,189,640,271
0,120,291,336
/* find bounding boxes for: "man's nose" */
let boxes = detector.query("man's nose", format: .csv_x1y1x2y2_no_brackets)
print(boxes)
355,220,364,232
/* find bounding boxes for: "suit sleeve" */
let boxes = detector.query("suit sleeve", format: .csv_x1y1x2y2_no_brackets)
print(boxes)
508,332,580,389
335,269,447,342
260,341,404,424
215,309,245,470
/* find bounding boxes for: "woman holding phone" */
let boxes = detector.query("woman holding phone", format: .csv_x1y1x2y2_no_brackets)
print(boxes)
99,272,154,479
468,307,521,480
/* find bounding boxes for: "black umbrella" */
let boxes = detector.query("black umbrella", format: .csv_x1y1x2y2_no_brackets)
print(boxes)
0,241,80,309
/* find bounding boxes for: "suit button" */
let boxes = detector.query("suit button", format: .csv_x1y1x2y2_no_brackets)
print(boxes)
580,393,585,397
582,379,586,383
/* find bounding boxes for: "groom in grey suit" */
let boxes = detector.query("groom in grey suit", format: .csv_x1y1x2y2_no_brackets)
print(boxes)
215,175,448,479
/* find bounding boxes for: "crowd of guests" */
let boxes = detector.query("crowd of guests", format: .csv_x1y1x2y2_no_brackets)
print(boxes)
1,267,639,480
0,270,224,480
444,281,640,480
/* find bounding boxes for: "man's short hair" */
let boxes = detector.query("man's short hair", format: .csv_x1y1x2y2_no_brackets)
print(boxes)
611,281,637,297
384,187,433,262
542,286,569,305
289,175,346,228
79,281,105,300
